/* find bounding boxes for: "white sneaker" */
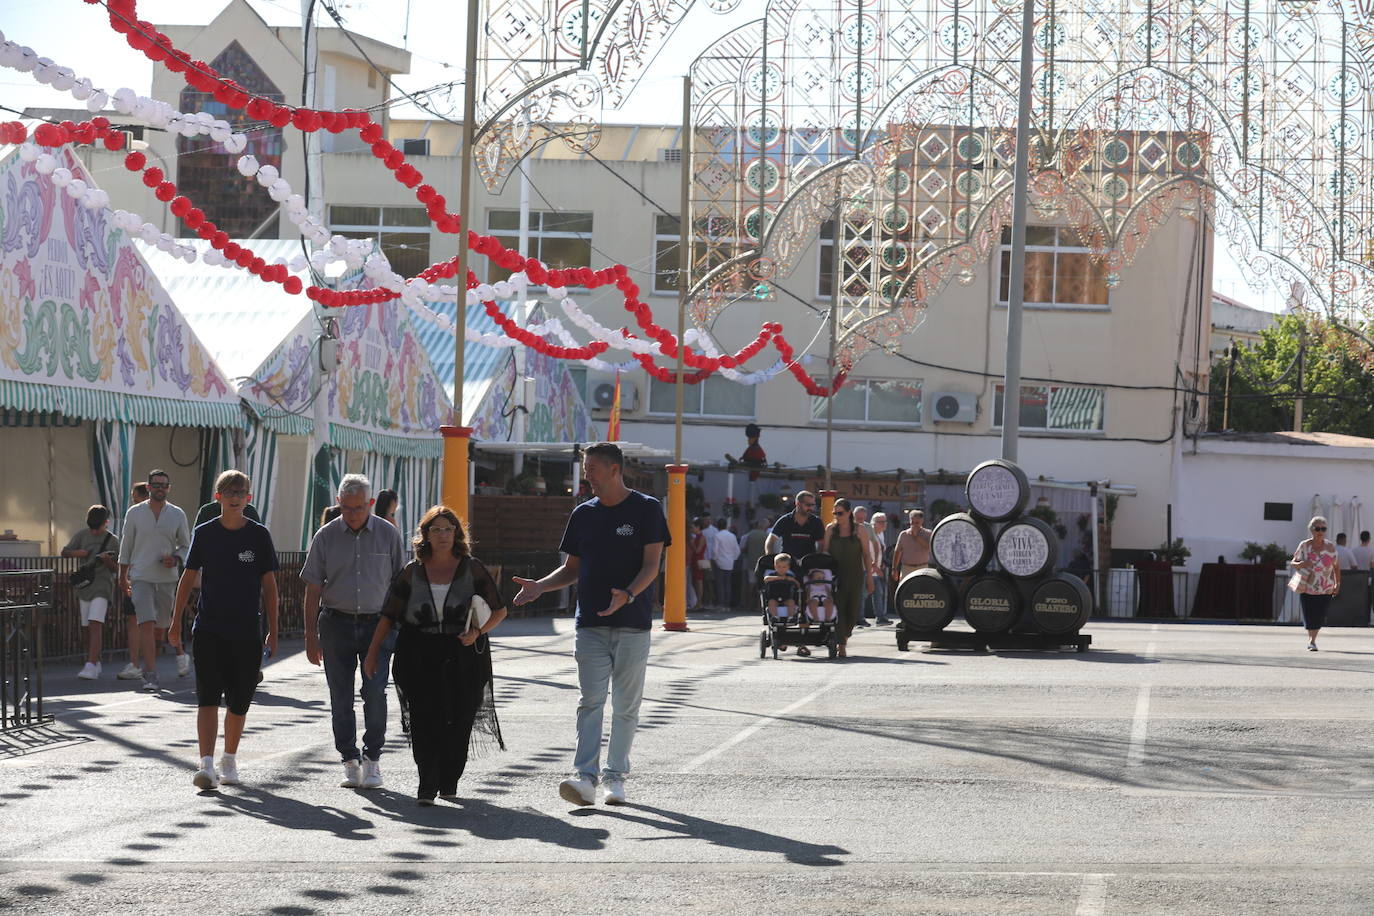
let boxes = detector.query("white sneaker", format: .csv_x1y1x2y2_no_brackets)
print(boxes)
340,760,362,788
603,779,627,806
218,755,239,785
116,663,143,680
361,759,383,789
193,765,220,790
77,661,101,680
176,653,191,677
558,774,597,806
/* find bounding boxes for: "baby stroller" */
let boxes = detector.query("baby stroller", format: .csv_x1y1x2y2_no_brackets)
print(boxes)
756,552,839,660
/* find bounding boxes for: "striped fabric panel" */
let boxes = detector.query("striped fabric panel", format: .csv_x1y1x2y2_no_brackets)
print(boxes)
242,421,279,528
329,424,442,459
89,420,136,536
1048,386,1105,431
0,380,239,428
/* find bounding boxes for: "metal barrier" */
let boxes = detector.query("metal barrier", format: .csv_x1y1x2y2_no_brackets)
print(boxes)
0,568,54,731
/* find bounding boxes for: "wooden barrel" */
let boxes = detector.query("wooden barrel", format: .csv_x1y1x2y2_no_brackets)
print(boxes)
930,513,994,576
1029,573,1093,634
994,516,1057,579
894,568,958,632
964,459,1031,522
962,573,1022,633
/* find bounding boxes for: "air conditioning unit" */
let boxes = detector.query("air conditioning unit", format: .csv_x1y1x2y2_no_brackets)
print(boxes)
927,390,977,423
660,148,682,163
399,137,430,156
589,374,640,413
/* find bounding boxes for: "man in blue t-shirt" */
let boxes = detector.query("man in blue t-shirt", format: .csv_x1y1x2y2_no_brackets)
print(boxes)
765,490,825,560
170,470,279,791
513,442,669,807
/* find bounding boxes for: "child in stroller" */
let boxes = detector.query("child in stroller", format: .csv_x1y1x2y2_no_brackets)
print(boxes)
756,552,840,660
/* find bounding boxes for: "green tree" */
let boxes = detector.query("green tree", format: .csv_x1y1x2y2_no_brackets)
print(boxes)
1210,314,1374,437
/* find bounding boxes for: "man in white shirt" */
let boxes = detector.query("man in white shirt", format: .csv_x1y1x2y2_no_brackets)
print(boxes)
1352,532,1374,570
118,469,191,692
1335,533,1358,570
711,518,741,610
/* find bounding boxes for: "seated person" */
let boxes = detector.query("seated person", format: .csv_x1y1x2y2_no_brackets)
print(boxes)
806,567,836,623
763,553,801,620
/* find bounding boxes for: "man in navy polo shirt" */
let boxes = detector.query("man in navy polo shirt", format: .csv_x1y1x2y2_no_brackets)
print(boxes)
513,442,669,807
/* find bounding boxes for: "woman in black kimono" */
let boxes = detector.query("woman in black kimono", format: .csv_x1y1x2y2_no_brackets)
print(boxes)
364,505,506,804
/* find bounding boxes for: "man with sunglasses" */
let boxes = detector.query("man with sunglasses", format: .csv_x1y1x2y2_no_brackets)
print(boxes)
118,469,191,692
765,490,825,561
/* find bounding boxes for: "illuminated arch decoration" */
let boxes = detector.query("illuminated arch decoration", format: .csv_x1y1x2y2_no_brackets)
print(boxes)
687,0,1374,368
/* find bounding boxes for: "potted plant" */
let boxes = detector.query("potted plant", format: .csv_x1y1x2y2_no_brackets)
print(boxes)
1156,537,1191,566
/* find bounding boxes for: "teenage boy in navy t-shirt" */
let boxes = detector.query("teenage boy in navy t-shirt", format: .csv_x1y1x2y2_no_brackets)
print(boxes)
170,470,279,790
512,442,669,807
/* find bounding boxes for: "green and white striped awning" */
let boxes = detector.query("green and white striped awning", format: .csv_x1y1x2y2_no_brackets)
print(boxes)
1048,386,1106,431
329,423,442,459
0,379,241,428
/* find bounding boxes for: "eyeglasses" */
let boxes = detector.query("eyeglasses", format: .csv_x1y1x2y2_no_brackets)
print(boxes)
428,526,457,535
1313,526,1327,532
221,489,248,498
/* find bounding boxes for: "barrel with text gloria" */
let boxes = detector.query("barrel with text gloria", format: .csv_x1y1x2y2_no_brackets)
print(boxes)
994,516,1057,579
929,512,994,576
962,573,1023,633
894,568,959,632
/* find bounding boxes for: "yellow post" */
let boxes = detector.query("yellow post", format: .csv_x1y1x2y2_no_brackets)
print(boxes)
440,425,471,525
820,489,838,527
663,463,689,631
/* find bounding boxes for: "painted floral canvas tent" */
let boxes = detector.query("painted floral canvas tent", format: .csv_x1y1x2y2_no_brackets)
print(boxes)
0,141,241,544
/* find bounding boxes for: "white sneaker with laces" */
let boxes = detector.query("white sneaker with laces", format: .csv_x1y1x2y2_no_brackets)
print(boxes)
218,754,239,785
603,779,627,805
176,653,191,677
116,663,143,680
361,759,383,789
558,774,597,806
340,760,362,788
78,661,101,680
193,764,220,790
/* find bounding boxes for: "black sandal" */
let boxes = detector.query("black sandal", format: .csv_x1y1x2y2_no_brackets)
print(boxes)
796,645,811,657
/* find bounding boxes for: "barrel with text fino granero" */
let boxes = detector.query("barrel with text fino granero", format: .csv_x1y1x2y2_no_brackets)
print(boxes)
1029,573,1094,634
964,458,1031,522
962,573,1023,633
994,516,1057,579
894,568,958,632
930,512,994,576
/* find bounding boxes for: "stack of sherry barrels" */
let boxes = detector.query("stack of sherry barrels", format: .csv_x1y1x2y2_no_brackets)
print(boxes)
894,459,1094,644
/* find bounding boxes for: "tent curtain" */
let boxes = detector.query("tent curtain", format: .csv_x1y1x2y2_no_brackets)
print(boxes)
90,420,136,534
301,445,345,550
242,421,280,528
198,428,237,508
355,454,437,540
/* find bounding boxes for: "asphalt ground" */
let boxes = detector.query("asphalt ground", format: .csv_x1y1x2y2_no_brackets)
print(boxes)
2,614,1373,915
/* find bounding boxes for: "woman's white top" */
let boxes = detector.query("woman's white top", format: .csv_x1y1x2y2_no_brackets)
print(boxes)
428,581,451,621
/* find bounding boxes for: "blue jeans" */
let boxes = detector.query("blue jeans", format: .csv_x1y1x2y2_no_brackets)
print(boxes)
714,564,735,608
865,574,890,622
573,626,651,782
319,611,396,762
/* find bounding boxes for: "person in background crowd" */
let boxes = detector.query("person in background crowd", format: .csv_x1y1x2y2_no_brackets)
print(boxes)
712,518,741,610
688,517,708,611
740,517,770,614
1291,516,1340,652
170,470,279,790
63,506,120,680
193,500,261,528
364,506,507,805
512,442,669,807
117,483,150,680
301,474,406,790
867,512,893,625
1352,531,1374,571
892,510,933,580
375,489,400,528
853,506,876,627
1335,532,1357,570
118,469,191,691
823,497,876,658
319,505,343,529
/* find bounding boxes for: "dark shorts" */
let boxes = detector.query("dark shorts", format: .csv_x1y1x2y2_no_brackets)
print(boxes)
763,581,797,602
193,632,261,715
1299,593,1332,630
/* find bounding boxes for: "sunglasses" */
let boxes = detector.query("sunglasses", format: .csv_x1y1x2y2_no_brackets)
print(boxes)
1313,526,1327,532
835,508,848,515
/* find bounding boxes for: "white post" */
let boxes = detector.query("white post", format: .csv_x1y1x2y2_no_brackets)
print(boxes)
512,158,532,476
1000,0,1036,463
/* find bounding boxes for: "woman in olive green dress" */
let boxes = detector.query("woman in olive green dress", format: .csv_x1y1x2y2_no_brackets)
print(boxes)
822,497,875,657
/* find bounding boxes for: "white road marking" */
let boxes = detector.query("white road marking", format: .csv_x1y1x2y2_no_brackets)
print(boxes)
1075,873,1110,916
1126,641,1157,768
680,680,833,773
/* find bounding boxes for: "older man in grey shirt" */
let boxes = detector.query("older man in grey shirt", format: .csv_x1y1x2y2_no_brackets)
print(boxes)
301,474,404,790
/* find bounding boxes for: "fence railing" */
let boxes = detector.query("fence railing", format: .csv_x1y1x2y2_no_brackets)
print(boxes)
1091,566,1370,624
1,549,571,662
0,568,54,731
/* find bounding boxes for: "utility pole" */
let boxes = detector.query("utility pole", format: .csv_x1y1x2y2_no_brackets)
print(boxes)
1000,0,1036,463
1293,322,1306,432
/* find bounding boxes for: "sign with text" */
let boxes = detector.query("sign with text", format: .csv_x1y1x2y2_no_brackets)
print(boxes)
804,477,921,503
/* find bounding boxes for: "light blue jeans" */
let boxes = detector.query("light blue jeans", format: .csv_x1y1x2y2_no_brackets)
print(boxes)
573,626,651,783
